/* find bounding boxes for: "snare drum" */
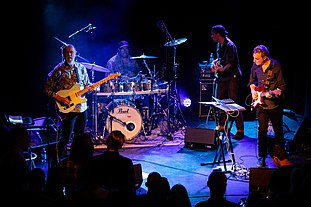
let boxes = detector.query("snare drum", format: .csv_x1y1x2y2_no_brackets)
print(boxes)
105,100,142,141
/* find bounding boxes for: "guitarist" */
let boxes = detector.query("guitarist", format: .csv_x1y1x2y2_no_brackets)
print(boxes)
210,25,244,140
248,45,286,168
44,44,93,166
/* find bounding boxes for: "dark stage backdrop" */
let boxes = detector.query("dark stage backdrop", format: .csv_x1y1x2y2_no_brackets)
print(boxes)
2,0,308,120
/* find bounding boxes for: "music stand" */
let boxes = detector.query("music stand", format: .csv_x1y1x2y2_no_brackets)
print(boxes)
199,101,246,173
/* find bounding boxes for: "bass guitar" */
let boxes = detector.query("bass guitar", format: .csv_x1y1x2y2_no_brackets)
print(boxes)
251,86,281,108
56,72,121,113
211,58,222,78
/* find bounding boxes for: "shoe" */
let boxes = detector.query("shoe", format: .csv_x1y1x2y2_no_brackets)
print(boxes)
257,157,266,168
232,132,244,140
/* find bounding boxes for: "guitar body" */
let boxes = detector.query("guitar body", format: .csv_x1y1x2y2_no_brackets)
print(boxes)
56,84,87,113
251,86,265,108
251,86,281,108
55,72,121,113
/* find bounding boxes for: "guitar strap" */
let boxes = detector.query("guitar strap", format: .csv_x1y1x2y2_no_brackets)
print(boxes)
75,65,82,84
264,69,273,91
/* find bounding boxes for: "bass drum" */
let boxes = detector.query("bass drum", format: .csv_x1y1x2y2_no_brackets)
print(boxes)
105,103,142,141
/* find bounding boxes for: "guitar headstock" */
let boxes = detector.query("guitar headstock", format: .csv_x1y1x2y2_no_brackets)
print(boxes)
106,72,121,81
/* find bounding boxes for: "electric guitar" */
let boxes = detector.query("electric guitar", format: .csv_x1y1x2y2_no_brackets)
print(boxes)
211,58,222,78
56,72,121,113
251,86,282,108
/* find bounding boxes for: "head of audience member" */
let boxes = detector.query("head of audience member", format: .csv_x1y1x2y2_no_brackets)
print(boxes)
70,132,94,163
145,171,162,189
207,170,228,199
105,130,125,151
28,167,46,193
9,124,30,152
168,183,192,207
269,144,291,168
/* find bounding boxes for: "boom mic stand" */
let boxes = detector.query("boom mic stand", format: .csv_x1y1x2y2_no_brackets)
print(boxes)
170,45,187,132
160,20,188,140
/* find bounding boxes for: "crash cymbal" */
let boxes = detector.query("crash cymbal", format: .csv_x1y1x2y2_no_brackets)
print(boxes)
164,38,187,47
81,62,110,72
131,54,158,59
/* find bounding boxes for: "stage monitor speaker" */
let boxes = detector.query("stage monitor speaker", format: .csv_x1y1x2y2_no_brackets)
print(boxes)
292,117,311,156
184,127,216,149
249,167,276,196
199,81,214,117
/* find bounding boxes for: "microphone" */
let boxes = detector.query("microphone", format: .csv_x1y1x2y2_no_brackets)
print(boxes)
86,24,96,33
126,123,135,131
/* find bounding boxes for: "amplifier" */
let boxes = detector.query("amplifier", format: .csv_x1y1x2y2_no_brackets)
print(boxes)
199,82,214,117
200,72,215,81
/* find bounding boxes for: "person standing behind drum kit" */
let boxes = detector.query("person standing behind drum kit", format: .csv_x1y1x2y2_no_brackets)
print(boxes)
106,40,141,80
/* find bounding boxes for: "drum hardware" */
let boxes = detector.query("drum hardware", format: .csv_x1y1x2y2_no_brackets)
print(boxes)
163,36,188,140
158,20,188,140
81,62,110,73
54,36,90,63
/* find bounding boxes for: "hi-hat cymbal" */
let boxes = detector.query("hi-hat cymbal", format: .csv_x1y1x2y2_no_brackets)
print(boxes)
81,62,110,72
164,38,187,47
131,54,158,59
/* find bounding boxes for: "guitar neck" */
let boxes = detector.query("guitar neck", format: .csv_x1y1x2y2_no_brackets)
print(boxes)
77,73,121,97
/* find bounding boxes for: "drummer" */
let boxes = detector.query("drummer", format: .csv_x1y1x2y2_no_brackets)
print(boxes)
106,40,141,82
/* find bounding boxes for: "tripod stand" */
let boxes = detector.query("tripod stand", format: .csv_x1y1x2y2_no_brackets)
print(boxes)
163,38,188,140
200,102,246,173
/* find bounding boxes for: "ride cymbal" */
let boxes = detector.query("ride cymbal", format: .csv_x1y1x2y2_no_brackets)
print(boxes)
164,38,187,47
131,54,158,59
81,62,110,72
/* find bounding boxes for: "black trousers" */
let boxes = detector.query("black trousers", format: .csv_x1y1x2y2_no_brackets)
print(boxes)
256,105,285,158
58,110,87,157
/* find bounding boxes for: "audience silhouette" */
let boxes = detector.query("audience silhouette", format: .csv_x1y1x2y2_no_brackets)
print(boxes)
195,170,238,207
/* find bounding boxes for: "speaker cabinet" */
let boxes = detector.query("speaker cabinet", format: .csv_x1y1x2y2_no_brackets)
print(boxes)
199,81,214,117
184,127,217,149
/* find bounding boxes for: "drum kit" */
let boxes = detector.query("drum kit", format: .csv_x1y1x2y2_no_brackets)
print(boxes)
54,34,187,142
88,54,171,141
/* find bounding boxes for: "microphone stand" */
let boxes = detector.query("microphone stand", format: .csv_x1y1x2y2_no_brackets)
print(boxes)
160,20,173,141
68,23,92,39
107,113,128,132
53,36,90,62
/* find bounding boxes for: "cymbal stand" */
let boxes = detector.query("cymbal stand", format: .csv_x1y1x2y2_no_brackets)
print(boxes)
149,92,167,131
170,45,187,131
